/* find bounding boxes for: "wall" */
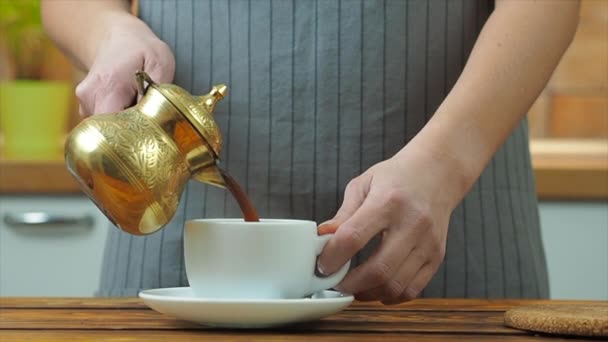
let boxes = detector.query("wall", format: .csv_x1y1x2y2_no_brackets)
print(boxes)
528,0,608,139
539,201,608,300
531,0,608,301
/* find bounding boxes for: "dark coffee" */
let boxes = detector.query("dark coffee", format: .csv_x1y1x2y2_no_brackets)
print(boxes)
219,168,260,222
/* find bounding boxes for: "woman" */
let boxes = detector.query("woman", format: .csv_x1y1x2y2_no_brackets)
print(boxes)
42,0,579,303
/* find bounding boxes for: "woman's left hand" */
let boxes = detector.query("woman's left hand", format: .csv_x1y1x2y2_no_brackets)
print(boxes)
317,145,462,304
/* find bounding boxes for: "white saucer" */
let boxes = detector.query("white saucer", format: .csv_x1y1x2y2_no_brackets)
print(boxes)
139,287,354,328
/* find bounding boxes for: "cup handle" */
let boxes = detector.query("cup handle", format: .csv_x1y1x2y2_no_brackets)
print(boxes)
310,234,351,293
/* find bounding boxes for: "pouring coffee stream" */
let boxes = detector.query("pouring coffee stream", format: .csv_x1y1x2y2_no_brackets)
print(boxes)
65,71,259,235
219,169,260,222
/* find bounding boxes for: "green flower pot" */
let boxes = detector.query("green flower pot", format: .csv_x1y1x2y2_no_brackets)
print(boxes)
0,80,71,160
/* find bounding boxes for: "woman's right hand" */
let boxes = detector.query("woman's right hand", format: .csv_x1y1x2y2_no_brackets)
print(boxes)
76,13,175,116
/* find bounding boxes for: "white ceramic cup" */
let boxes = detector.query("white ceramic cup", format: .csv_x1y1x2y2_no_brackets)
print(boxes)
184,219,351,299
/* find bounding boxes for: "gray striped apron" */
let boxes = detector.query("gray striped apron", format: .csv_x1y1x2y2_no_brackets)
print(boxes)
98,0,549,299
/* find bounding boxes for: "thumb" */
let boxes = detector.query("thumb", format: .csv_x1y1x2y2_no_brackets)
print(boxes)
317,190,388,276
318,173,372,235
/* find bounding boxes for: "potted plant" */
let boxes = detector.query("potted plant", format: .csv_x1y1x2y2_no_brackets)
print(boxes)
0,0,71,160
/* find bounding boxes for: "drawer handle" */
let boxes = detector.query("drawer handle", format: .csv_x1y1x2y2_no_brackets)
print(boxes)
4,212,95,228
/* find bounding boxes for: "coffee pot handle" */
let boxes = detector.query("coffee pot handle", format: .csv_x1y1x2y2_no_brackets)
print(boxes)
135,70,156,96
310,234,351,294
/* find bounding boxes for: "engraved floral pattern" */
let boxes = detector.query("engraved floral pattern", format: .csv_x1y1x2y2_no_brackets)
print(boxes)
92,108,188,199
184,101,223,155
160,83,223,156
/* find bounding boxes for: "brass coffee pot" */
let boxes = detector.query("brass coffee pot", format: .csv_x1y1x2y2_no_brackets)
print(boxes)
64,71,227,235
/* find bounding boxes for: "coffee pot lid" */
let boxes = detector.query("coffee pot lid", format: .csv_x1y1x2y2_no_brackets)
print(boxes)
136,71,226,157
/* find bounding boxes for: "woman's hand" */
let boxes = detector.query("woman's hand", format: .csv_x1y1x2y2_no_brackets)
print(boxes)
76,14,175,116
317,145,462,305
317,0,579,305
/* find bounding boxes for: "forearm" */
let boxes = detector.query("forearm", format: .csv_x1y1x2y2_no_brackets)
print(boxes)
399,0,580,205
41,0,134,70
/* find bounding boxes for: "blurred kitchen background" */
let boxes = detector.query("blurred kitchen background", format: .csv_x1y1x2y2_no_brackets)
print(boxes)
0,0,606,299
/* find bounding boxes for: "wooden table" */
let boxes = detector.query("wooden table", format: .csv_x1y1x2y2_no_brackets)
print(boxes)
0,298,600,341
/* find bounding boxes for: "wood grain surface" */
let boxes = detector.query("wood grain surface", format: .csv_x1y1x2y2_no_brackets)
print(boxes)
0,159,81,194
0,298,602,342
530,139,608,200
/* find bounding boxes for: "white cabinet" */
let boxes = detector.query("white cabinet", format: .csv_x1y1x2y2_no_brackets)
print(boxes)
0,195,110,297
1,196,605,299
539,201,608,300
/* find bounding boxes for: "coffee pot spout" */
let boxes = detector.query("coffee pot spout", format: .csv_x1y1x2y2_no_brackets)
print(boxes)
192,165,226,188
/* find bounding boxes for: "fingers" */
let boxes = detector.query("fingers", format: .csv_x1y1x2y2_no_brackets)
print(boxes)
336,202,445,303
75,79,95,116
350,247,426,301
316,156,450,305
381,263,438,305
317,221,339,235
343,229,420,297
318,175,371,235
317,191,390,276
76,73,137,116
94,86,137,114
144,45,176,84
75,38,175,117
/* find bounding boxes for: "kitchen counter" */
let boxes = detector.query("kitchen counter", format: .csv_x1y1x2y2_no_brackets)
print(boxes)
1,139,606,198
530,139,608,200
0,159,80,194
0,298,603,341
